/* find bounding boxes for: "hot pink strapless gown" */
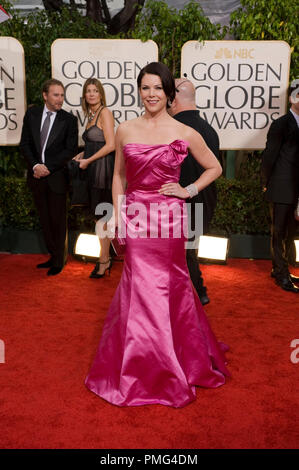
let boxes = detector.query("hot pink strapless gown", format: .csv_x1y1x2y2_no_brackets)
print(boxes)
85,140,230,407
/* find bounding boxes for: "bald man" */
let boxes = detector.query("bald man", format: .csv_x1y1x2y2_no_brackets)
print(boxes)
169,78,221,306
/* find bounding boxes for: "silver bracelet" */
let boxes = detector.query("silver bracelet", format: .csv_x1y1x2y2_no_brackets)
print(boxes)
184,183,199,198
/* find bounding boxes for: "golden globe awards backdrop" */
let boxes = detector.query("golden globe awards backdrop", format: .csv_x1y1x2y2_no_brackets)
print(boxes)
51,39,158,144
181,41,291,149
0,37,26,145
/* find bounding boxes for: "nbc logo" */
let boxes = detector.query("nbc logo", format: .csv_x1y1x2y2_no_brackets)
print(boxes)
214,48,255,59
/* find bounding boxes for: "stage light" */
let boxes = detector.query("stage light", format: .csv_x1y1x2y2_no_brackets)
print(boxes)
74,233,100,259
198,235,229,264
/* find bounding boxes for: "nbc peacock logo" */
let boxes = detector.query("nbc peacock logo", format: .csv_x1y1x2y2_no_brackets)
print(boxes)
215,48,255,59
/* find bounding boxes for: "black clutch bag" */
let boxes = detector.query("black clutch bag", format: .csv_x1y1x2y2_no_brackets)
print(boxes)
68,160,89,207
111,226,126,256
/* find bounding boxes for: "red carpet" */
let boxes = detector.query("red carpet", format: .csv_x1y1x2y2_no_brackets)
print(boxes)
0,254,298,449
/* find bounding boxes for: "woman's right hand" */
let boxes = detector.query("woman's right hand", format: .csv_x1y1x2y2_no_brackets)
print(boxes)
73,152,84,161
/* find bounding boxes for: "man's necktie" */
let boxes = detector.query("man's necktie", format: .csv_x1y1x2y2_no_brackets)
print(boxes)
40,111,52,159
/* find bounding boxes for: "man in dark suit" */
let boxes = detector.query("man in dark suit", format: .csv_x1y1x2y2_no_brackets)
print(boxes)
20,79,78,275
169,78,220,305
261,83,299,293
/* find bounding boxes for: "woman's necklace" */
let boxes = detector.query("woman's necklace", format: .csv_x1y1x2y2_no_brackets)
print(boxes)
88,105,102,122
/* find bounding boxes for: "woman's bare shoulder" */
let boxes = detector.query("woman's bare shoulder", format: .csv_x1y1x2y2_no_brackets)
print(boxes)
115,120,132,143
175,121,204,143
121,116,143,128
117,119,131,134
99,106,114,121
117,117,143,136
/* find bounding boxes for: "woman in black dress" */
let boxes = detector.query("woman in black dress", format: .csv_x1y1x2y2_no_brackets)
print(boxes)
74,78,115,278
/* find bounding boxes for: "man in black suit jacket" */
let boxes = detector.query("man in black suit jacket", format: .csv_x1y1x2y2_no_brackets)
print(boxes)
261,84,299,293
169,78,220,305
20,79,78,275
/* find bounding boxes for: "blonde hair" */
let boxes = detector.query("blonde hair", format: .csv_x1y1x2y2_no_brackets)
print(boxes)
81,78,106,115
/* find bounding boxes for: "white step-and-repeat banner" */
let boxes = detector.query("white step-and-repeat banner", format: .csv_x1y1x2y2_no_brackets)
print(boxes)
181,40,291,149
0,37,26,146
0,37,291,149
51,39,158,145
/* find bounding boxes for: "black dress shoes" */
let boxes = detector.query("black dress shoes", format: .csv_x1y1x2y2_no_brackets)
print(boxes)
199,294,210,306
271,269,299,285
37,259,53,269
290,274,299,284
47,266,62,276
275,277,299,293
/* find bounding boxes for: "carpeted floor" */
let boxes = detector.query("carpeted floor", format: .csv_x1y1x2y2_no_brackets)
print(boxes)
0,254,298,449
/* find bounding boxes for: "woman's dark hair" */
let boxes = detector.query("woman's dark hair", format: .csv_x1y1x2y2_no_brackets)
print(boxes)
137,62,176,106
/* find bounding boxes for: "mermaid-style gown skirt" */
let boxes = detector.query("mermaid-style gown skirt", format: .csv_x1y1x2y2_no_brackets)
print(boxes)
85,140,230,407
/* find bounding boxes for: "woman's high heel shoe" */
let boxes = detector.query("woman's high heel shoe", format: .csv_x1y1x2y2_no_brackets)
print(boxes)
89,258,112,279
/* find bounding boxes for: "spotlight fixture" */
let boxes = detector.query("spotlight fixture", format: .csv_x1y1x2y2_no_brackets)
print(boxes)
197,235,229,264
74,233,100,260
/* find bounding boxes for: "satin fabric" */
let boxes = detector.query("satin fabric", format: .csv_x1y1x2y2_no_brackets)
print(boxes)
85,140,230,408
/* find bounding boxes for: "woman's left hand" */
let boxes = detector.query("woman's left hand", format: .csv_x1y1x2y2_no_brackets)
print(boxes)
158,183,189,199
79,159,89,170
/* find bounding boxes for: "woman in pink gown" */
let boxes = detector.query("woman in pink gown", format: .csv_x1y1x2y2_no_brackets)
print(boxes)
85,62,230,408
